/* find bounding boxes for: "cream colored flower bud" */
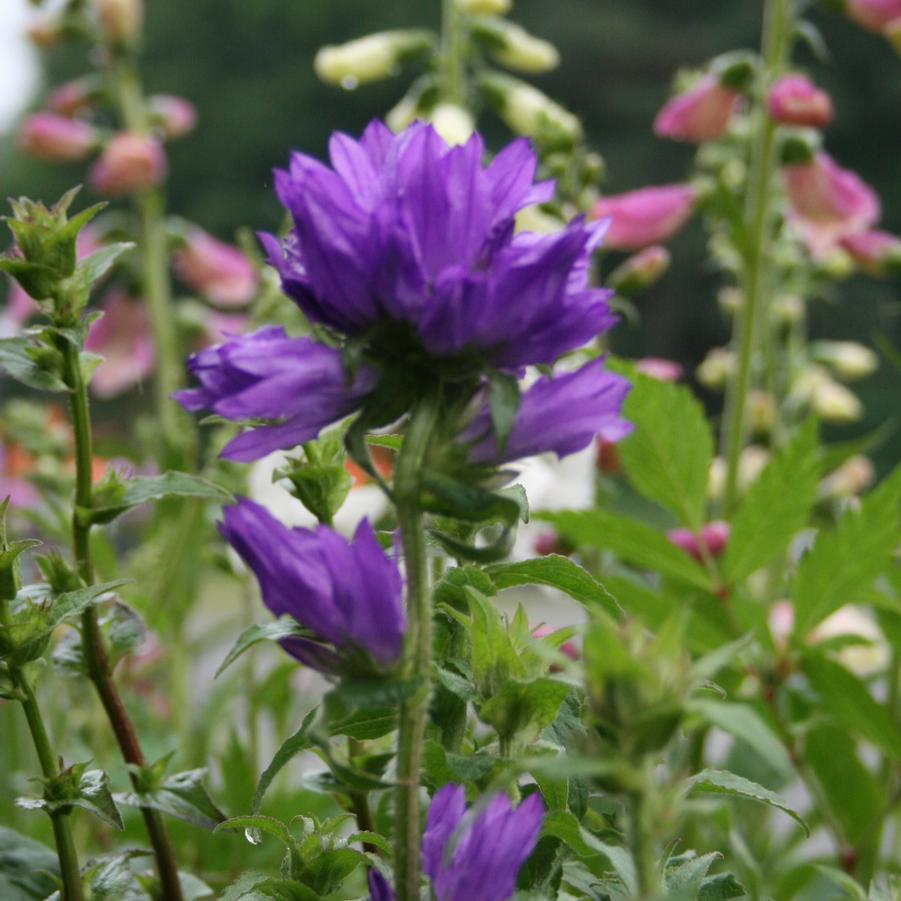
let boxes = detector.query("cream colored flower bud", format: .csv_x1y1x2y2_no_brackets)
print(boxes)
696,347,734,391
481,73,581,141
820,455,875,499
484,20,559,73
739,446,770,490
314,31,431,88
386,95,419,132
456,0,512,14
95,0,143,44
813,606,889,677
812,378,863,423
772,293,804,326
426,103,475,146
747,390,776,436
812,340,878,381
515,204,565,235
717,287,742,316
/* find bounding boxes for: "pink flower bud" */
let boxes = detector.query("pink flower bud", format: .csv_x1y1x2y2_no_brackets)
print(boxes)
95,0,143,44
653,75,741,143
48,80,96,116
591,184,696,251
699,521,730,556
533,531,573,557
767,75,833,128
840,229,901,275
845,0,901,31
608,245,671,295
532,625,580,663
17,112,97,163
85,291,155,398
174,230,258,307
783,152,880,258
148,94,198,139
636,357,683,382
89,132,167,196
667,521,730,562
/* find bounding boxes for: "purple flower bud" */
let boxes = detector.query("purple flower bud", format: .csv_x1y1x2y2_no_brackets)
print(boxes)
461,359,632,466
84,291,155,398
591,185,696,251
18,113,97,163
219,498,405,674
767,75,833,128
148,94,198,139
423,784,545,901
173,327,377,462
174,229,258,307
89,132,167,196
653,74,741,143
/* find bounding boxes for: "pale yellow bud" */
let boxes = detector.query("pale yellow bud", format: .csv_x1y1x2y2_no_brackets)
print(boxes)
812,606,888,677
481,73,581,141
314,31,431,88
772,293,804,326
95,0,143,44
426,103,475,146
820,455,875,500
717,287,742,316
747,390,776,436
696,347,734,391
739,446,770,491
456,0,512,14
515,204,565,235
386,95,419,132
812,340,879,381
811,378,863,423
486,21,559,73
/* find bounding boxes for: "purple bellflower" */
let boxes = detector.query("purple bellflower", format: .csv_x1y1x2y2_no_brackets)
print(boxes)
368,783,545,901
219,498,405,674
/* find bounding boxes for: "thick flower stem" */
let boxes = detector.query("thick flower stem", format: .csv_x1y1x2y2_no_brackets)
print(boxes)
442,0,465,104
393,389,441,901
0,603,84,901
628,780,661,901
60,340,184,901
721,0,791,514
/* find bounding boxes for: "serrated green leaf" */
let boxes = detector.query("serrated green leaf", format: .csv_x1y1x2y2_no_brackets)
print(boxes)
77,242,133,285
684,769,808,833
117,767,225,830
486,555,622,618
0,338,67,392
617,375,713,529
479,677,571,741
793,466,901,636
252,709,317,815
215,815,294,848
216,617,310,678
18,768,124,831
723,422,819,583
0,827,59,900
539,510,715,591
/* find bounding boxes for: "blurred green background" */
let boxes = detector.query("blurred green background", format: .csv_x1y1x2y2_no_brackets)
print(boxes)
1,0,898,465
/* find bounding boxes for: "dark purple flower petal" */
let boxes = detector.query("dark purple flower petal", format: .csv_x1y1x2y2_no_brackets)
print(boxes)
367,870,396,901
422,784,467,883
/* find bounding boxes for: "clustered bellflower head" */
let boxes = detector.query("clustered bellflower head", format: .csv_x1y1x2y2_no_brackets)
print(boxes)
368,783,545,901
219,498,405,675
178,120,629,468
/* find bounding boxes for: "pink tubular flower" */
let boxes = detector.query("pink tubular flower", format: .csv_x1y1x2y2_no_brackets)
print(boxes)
767,75,833,128
18,112,97,163
667,521,730,562
84,291,155,398
840,230,901,275
636,357,683,381
653,75,741,143
845,0,901,31
784,152,880,257
48,79,96,116
89,132,167,196
174,230,258,307
591,184,696,251
148,94,198,139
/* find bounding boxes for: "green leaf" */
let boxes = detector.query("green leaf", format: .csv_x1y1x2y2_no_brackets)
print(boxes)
0,827,59,900
52,599,144,676
0,337,67,392
221,873,319,901
723,421,819,583
793,466,901,636
77,242,133,285
486,555,622,618
617,375,713,529
252,710,317,815
466,587,523,696
89,471,233,524
684,768,808,833
216,618,310,678
698,872,747,900
540,510,715,591
18,767,123,831
215,815,294,848
802,653,901,760
117,767,225,830
488,370,521,453
479,677,572,741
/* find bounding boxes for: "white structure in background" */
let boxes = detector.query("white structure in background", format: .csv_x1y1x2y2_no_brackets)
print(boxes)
0,1,39,133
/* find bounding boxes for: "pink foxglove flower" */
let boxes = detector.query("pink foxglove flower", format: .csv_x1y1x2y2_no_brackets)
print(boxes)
767,75,833,128
591,184,696,251
89,132,167,196
840,229,901,275
845,0,901,31
174,229,258,307
18,112,97,163
148,94,198,140
653,75,740,143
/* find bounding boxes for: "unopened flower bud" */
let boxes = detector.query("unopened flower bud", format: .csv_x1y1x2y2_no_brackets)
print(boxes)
148,94,197,140
653,74,741,144
696,347,734,390
455,0,512,13
717,287,742,315
840,229,901,276
767,75,833,128
89,132,166,196
27,17,63,49
595,436,621,475
708,448,770,500
532,532,573,558
812,377,863,422
812,340,878,381
609,245,671,295
748,390,776,435
174,229,258,308
474,19,559,73
845,0,901,31
772,293,804,325
95,0,143,45
636,357,683,382
479,72,581,143
591,184,696,251
18,113,97,163
426,102,475,146
48,79,98,116
314,31,432,88
820,454,875,499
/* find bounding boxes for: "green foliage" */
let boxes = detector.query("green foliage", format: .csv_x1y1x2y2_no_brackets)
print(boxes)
17,764,123,831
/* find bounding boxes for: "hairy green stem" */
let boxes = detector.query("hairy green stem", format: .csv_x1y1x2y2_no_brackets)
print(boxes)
393,389,441,901
442,0,465,103
628,778,661,900
60,340,184,901
721,0,791,514
0,602,84,900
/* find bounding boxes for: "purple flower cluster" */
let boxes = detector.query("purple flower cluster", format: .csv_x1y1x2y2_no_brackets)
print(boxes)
368,783,544,901
219,498,405,674
177,120,629,467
